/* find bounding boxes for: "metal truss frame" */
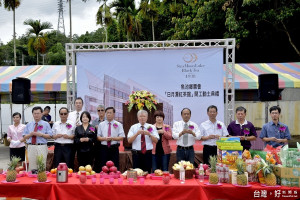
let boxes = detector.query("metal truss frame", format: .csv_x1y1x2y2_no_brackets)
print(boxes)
66,39,235,125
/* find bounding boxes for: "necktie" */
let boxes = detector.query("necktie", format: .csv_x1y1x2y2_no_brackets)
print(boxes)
107,122,111,147
32,123,38,144
141,126,146,154
76,112,79,125
183,123,188,146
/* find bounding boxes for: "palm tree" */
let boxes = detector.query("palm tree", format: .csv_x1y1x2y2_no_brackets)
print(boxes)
111,0,141,41
139,0,159,41
3,0,21,66
23,19,52,64
66,0,89,42
96,0,112,42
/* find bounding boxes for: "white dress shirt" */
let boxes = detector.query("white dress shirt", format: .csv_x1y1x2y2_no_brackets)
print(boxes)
52,119,75,144
128,123,159,150
172,120,201,147
200,120,229,146
97,120,125,145
68,110,83,126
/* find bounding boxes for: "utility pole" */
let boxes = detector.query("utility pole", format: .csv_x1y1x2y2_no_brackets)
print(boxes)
57,0,66,35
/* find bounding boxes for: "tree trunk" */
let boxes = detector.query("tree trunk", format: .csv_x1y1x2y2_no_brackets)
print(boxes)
281,21,300,57
152,16,155,41
37,50,39,65
13,9,16,66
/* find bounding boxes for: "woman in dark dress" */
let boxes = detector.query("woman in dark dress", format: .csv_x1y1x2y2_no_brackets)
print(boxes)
74,111,97,169
152,110,172,172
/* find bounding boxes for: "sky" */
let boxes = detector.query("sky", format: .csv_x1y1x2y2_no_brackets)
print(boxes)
0,0,105,44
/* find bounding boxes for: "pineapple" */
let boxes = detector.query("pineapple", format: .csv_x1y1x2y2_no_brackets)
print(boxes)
236,159,248,186
37,155,47,182
6,156,21,182
208,156,218,184
256,159,276,186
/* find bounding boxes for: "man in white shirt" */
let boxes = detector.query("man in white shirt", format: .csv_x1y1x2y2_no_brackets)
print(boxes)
172,108,201,164
97,107,125,170
68,97,84,127
200,105,229,165
52,107,75,168
128,110,159,173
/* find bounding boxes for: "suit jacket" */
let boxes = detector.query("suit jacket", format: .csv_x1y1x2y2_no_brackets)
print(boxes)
74,124,97,152
152,123,172,155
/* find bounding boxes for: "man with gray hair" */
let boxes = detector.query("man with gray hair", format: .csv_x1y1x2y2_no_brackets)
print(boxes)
91,105,105,128
128,110,159,173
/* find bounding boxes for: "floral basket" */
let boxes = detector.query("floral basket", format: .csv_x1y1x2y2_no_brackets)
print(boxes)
125,90,158,112
173,169,195,179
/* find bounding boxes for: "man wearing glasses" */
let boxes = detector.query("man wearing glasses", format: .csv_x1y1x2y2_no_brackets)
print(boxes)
52,107,75,168
91,105,105,172
91,105,105,128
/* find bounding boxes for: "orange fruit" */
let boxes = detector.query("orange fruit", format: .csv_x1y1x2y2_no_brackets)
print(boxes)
50,169,55,174
68,168,73,173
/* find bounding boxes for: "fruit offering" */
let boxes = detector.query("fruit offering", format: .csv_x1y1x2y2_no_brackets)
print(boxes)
78,165,96,176
172,161,194,171
37,155,47,182
6,156,21,182
50,168,73,175
209,156,218,184
154,169,163,176
99,161,121,178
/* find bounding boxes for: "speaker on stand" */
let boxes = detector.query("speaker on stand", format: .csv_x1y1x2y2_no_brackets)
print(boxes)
258,74,279,123
12,77,31,124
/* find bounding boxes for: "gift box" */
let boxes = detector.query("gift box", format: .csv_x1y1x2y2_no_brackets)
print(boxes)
274,165,300,187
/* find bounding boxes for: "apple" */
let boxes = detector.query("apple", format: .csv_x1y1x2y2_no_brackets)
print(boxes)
102,166,109,173
15,167,21,173
106,161,114,168
103,172,108,176
19,171,25,174
99,171,104,175
19,166,24,171
109,172,115,175
110,166,117,172
116,171,121,175
86,172,90,175
91,171,96,175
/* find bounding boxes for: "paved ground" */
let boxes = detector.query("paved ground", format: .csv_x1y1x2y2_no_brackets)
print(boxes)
0,143,10,170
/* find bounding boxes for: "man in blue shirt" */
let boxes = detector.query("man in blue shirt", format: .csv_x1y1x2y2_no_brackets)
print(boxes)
22,106,53,171
260,106,291,148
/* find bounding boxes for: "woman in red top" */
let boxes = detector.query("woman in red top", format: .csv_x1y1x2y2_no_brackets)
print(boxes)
152,110,172,172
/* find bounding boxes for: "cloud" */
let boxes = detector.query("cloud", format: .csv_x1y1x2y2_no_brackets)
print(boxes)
0,0,101,44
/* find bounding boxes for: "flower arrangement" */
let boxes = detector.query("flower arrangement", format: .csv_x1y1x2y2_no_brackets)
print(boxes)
37,125,43,131
113,122,118,128
89,127,95,133
147,126,153,133
66,123,72,129
243,128,250,135
217,123,222,129
188,125,194,130
279,125,286,133
126,90,158,112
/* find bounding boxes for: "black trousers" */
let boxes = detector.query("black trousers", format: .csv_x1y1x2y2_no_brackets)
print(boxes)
77,151,93,169
10,146,25,161
203,145,217,165
99,145,120,170
54,143,73,168
93,142,103,173
132,150,152,173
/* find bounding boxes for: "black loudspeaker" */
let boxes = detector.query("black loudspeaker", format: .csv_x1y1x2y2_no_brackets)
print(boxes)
258,74,279,101
12,77,31,104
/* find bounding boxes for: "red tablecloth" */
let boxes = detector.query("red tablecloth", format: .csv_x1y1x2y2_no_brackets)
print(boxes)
0,174,299,200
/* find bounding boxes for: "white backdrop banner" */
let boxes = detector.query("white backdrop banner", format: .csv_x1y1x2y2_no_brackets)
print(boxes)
77,48,224,125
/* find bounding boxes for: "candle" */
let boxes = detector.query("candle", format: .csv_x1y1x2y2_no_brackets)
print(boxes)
100,178,104,184
139,178,144,185
128,178,133,184
118,178,123,184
